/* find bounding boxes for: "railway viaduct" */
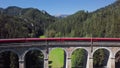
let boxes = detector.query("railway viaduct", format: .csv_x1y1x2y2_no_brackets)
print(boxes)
0,38,120,68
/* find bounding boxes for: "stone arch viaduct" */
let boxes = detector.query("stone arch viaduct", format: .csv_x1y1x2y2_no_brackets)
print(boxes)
0,38,120,68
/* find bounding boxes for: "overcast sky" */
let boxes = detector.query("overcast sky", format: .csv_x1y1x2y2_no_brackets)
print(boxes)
0,0,116,15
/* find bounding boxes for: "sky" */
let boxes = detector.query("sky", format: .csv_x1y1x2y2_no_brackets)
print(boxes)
0,0,116,15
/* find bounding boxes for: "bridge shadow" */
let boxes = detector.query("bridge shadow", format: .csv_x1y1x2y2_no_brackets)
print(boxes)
93,49,109,68
0,51,19,68
115,51,120,68
25,50,44,68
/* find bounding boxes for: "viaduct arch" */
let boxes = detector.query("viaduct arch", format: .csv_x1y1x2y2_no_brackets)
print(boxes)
0,38,120,68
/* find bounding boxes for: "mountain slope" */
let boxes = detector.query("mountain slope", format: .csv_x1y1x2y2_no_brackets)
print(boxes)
46,0,120,38
0,6,56,38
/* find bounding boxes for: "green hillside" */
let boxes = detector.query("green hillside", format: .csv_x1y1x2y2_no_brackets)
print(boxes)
0,6,56,38
46,0,120,38
49,48,65,68
0,0,120,38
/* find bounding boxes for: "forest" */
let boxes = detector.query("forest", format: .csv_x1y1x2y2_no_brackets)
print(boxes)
0,0,120,68
0,0,120,38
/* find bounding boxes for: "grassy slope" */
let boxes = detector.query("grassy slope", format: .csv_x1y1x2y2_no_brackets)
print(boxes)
49,48,64,68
